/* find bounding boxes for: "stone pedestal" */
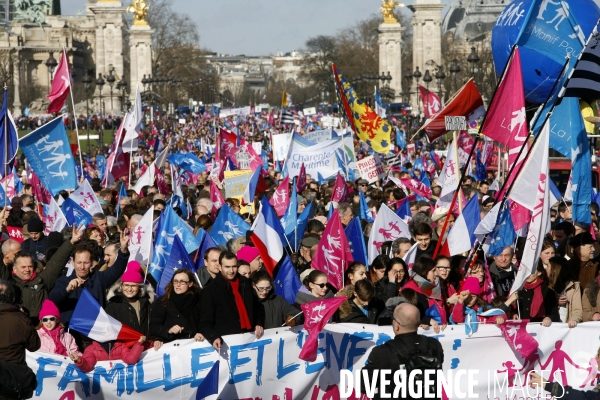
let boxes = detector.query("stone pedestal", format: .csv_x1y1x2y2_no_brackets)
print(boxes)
378,22,403,103
88,0,126,115
129,25,153,104
409,0,445,115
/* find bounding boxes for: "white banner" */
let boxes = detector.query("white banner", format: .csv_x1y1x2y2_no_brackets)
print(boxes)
321,116,341,128
271,133,290,162
285,138,341,179
356,154,386,183
26,322,600,399
219,106,253,118
303,129,332,144
303,107,317,116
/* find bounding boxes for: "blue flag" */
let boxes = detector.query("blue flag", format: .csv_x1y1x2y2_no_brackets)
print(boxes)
274,254,301,305
425,304,443,324
335,149,355,181
281,178,298,235
487,203,517,257
62,197,92,228
570,99,592,226
359,190,374,223
180,153,206,174
327,202,334,220
148,206,200,283
157,235,196,296
167,153,186,167
115,181,127,217
286,201,314,252
345,217,367,266
396,129,406,150
196,360,219,400
210,204,251,246
96,155,106,181
196,231,218,268
594,190,600,209
0,88,18,168
395,198,411,220
20,116,77,195
476,150,487,182
12,167,22,195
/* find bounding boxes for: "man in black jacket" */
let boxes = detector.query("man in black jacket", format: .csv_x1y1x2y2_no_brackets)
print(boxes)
198,250,264,350
361,303,444,399
489,246,518,298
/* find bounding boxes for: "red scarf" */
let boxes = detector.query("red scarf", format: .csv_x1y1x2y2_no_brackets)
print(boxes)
524,278,545,318
229,278,252,330
42,326,67,356
12,270,37,283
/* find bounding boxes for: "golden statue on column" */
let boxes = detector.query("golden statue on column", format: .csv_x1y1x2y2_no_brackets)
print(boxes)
127,0,149,26
381,0,404,24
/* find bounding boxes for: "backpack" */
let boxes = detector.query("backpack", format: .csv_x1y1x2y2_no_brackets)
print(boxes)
0,361,38,399
384,337,442,398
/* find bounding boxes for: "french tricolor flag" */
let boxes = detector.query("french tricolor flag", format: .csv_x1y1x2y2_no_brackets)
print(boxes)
251,197,286,276
70,288,142,343
242,166,267,205
441,195,481,256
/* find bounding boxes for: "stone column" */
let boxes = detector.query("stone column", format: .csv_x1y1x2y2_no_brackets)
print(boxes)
12,54,21,117
378,22,403,103
128,24,153,103
409,0,445,116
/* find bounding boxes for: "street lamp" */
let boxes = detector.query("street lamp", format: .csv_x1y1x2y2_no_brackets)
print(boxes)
45,52,58,91
449,58,461,91
82,69,93,152
117,77,127,113
422,69,432,90
96,73,105,148
106,68,115,117
435,68,446,99
141,74,148,91
467,46,480,77
413,67,422,116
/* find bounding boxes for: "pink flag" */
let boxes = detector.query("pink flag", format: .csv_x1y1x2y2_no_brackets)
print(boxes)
311,210,354,290
418,84,442,119
47,51,71,113
296,163,307,192
400,178,432,199
154,165,170,195
299,296,347,362
457,130,474,168
498,320,539,359
30,172,51,205
210,179,225,211
218,128,238,162
269,176,290,217
1,173,15,200
6,226,23,243
331,173,348,202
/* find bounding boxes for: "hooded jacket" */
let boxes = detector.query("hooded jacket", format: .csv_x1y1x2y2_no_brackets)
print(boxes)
105,282,155,337
37,327,81,357
0,303,40,365
75,341,144,373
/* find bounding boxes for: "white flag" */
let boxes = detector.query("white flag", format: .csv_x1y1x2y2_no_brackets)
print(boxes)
367,204,411,264
123,85,142,152
510,122,550,295
437,140,459,208
129,206,154,265
69,180,104,216
133,162,156,194
44,196,68,235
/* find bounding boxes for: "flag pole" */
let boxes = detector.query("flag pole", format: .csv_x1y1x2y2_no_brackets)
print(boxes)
452,131,463,212
3,83,7,209
64,48,85,179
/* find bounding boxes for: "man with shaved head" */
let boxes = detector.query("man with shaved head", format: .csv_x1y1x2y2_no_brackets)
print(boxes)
361,303,444,399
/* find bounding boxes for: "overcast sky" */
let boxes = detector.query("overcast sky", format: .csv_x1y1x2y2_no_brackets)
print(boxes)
60,0,454,55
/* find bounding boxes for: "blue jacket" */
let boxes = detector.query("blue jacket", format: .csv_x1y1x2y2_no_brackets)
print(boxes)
49,249,129,325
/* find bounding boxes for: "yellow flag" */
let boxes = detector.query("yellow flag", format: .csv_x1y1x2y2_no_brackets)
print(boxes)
281,91,288,107
332,64,391,154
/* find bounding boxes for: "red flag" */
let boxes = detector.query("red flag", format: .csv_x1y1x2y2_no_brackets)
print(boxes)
108,150,130,180
421,79,485,142
418,85,442,119
311,210,353,290
331,173,349,202
269,176,290,217
47,51,71,113
30,172,51,205
296,163,307,192
400,178,432,199
6,226,23,243
299,296,347,362
154,166,170,195
498,320,538,359
218,128,238,162
210,179,224,215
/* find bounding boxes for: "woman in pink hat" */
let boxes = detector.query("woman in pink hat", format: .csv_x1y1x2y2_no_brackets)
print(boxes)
36,299,82,358
450,277,506,326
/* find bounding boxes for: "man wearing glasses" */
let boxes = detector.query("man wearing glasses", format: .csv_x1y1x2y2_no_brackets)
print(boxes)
198,251,264,351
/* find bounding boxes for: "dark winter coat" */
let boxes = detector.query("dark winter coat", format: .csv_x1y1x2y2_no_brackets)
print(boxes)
0,303,40,365
258,292,300,329
516,283,560,323
198,273,264,345
11,240,74,324
149,291,201,343
339,296,385,325
49,248,129,325
105,283,155,337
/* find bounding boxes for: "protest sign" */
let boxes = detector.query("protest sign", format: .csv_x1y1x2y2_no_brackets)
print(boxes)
303,107,317,115
272,133,290,161
302,129,332,143
26,322,600,399
252,142,262,155
224,170,252,198
284,137,341,179
356,154,386,183
321,116,341,128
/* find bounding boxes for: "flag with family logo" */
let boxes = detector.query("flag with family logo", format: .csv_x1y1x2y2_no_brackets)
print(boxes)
20,115,77,195
148,206,199,283
128,206,154,265
44,196,67,235
311,210,353,290
69,180,104,216
157,235,196,296
62,197,92,228
269,175,290,217
210,204,251,246
368,204,411,264
299,296,347,362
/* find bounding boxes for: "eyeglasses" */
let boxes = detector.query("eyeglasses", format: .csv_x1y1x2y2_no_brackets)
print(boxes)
42,317,56,322
312,283,327,288
255,286,272,292
173,279,190,285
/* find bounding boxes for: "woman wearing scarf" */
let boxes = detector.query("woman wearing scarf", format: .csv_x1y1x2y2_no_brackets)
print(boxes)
150,270,203,343
505,264,560,326
401,255,445,333
36,299,82,358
